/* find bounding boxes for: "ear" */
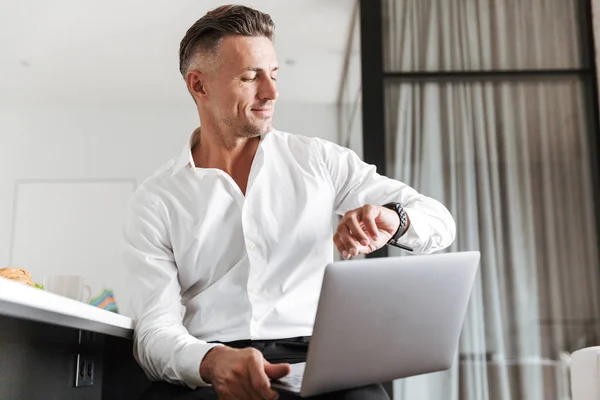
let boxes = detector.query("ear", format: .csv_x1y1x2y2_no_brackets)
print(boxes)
185,70,208,102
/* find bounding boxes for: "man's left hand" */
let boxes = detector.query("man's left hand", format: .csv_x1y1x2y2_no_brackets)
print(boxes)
333,204,406,259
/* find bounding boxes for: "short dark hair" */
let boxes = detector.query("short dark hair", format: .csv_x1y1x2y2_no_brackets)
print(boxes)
179,5,275,76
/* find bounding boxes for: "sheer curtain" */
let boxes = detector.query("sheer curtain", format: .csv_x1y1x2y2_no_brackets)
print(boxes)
382,0,582,72
382,1,600,400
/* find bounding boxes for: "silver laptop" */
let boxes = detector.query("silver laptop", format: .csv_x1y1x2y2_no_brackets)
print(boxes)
271,251,480,397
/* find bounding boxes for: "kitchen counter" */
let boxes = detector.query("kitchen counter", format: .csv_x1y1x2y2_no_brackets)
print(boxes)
0,277,133,339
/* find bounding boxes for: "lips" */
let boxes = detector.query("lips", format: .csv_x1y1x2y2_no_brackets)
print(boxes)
250,108,273,117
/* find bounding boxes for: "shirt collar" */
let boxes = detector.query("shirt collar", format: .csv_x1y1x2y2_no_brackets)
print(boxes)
172,127,201,176
171,127,274,177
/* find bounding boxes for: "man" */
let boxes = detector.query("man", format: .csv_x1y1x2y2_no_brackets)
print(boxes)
123,5,455,400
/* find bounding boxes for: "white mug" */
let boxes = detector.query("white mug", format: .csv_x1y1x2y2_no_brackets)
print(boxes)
43,275,91,302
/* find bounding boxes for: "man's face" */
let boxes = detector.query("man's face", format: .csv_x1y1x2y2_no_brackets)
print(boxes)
203,35,279,138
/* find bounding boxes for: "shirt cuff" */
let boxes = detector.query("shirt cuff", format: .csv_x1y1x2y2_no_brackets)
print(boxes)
179,342,225,388
397,208,432,250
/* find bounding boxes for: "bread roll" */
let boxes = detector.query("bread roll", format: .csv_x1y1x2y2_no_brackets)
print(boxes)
0,267,34,286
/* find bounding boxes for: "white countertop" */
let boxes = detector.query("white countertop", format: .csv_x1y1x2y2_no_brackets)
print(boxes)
0,277,134,339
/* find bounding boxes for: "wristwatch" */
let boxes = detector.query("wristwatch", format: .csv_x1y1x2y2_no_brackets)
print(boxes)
382,202,413,251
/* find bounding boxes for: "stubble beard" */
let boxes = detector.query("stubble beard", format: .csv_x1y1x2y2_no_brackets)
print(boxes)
239,119,272,138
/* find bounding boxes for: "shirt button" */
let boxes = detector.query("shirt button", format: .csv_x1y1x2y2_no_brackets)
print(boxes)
248,243,257,251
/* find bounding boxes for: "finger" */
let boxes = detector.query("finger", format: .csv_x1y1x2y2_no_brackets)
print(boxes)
218,376,257,400
333,232,345,255
217,387,243,400
264,360,291,380
247,356,278,400
222,383,253,400
240,382,262,400
361,205,380,240
334,225,354,258
345,213,370,246
337,224,362,257
335,224,354,258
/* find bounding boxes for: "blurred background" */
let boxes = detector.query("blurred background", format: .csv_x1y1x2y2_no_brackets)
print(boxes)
2,0,600,399
0,0,348,315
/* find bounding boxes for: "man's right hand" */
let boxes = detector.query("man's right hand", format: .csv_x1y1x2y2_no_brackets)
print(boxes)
199,346,291,400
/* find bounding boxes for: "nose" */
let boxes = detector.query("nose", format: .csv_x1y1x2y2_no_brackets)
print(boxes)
258,76,278,101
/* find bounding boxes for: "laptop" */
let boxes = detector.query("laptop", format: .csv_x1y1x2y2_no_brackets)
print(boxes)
270,251,480,397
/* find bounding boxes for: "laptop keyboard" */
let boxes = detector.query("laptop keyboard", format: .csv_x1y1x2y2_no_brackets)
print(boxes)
271,362,306,391
282,372,304,387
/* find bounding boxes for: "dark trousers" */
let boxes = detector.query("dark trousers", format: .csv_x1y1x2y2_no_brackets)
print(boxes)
139,336,390,399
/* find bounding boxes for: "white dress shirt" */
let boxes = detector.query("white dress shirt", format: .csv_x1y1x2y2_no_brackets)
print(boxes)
123,129,455,388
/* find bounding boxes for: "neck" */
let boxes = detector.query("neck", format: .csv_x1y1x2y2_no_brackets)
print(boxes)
191,126,261,177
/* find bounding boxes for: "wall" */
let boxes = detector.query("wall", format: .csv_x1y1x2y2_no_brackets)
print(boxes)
0,101,338,316
337,2,363,159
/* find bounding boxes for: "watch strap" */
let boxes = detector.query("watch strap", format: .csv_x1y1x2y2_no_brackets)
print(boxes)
382,202,412,251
